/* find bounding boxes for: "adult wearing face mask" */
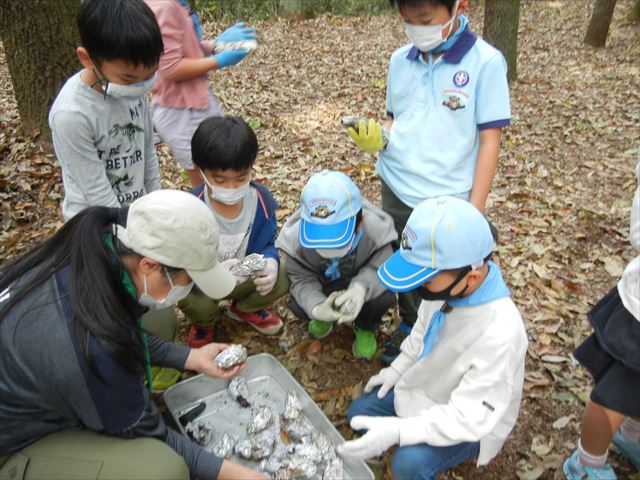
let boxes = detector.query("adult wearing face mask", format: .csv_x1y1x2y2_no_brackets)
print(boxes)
0,190,267,480
276,170,397,360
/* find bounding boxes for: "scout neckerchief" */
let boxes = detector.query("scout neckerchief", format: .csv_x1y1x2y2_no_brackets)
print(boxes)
324,230,364,281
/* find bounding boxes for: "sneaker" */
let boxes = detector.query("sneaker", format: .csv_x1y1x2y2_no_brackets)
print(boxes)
563,450,617,480
612,431,640,470
227,303,283,335
187,323,215,348
353,328,377,360
381,323,412,365
308,320,333,339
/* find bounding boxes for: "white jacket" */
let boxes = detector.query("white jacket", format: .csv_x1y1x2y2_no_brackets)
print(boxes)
617,161,640,321
390,297,528,466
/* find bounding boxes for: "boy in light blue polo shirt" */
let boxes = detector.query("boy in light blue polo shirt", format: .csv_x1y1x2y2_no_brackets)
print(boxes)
348,0,511,364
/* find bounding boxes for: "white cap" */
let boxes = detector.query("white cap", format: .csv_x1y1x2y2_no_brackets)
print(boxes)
115,190,235,299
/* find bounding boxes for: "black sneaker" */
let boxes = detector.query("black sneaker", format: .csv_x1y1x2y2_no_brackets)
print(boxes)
381,322,412,365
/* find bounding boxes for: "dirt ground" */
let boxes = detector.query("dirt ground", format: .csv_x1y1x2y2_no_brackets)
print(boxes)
1,1,639,479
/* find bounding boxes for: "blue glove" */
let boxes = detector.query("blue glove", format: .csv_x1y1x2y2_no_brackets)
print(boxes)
213,49,249,69
215,21,256,42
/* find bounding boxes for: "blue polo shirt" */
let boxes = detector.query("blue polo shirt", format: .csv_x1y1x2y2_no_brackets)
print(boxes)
377,25,511,208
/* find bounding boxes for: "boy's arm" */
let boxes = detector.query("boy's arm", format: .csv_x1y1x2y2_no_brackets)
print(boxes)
143,106,161,193
284,255,327,317
469,127,501,212
50,111,120,209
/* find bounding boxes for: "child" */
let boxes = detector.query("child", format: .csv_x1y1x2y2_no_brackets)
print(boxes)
276,170,397,360
49,0,163,221
347,0,511,363
563,160,640,479
179,116,289,347
146,0,255,187
338,196,527,479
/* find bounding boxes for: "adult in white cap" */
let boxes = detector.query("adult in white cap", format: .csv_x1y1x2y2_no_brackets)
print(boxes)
0,190,266,480
338,196,527,480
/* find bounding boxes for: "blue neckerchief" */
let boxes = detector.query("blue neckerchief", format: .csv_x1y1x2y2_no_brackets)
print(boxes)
178,0,203,41
324,230,364,281
418,262,510,360
432,14,468,54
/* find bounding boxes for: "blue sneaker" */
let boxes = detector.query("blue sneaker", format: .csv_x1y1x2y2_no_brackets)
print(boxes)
612,431,640,470
381,322,412,365
563,450,617,479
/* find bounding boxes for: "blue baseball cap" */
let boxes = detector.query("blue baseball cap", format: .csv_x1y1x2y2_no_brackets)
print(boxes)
378,197,494,292
299,170,363,249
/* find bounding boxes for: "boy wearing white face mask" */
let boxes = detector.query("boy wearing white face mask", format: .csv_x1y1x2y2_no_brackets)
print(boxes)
276,171,397,360
49,0,163,221
347,0,511,365
178,116,289,347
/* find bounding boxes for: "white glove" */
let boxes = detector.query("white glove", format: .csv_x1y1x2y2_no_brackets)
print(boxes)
337,416,400,459
311,292,342,322
221,258,248,285
364,366,402,399
253,257,278,295
333,282,366,325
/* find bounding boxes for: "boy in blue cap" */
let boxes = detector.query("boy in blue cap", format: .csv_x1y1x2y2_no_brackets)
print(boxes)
276,170,396,360
347,0,511,364
338,197,527,479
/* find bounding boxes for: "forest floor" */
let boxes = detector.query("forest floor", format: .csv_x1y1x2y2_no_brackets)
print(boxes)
1,1,639,478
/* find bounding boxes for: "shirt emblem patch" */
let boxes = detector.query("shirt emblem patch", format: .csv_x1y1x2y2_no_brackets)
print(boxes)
443,95,465,111
453,71,469,87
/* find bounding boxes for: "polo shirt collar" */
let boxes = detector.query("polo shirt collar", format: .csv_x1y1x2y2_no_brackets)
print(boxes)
405,25,478,64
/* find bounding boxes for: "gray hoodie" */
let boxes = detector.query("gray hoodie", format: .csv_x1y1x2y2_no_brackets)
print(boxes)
276,199,397,316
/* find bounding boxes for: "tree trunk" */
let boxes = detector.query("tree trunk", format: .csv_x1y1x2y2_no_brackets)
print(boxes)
584,0,618,47
629,0,640,22
0,0,81,138
483,0,521,83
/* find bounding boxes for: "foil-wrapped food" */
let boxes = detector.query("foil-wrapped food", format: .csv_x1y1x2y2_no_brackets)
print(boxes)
234,433,275,460
283,391,302,421
212,432,235,459
313,433,336,462
322,458,344,480
214,344,247,369
213,39,258,54
287,442,323,464
247,405,276,435
231,253,267,277
228,377,251,408
186,422,213,446
283,415,314,443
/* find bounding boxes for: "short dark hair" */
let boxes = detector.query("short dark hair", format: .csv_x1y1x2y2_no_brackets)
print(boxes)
191,116,259,172
389,0,457,13
77,0,163,67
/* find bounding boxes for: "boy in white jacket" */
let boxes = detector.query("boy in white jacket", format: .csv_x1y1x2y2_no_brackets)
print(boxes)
338,196,528,479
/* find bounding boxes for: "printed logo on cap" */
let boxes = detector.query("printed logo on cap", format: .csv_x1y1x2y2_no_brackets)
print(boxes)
309,205,336,219
401,225,417,250
453,70,469,87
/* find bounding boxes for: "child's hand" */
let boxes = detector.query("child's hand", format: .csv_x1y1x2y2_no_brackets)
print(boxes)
364,366,402,399
337,416,401,459
213,49,250,69
347,119,385,153
311,292,342,322
216,21,257,42
254,258,278,295
334,282,366,324
185,343,247,378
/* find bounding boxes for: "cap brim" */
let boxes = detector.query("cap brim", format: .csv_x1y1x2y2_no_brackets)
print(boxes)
299,216,356,249
187,262,236,299
377,250,441,292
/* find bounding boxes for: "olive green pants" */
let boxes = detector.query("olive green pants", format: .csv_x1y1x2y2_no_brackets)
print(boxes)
380,180,421,327
0,430,188,480
179,263,290,325
140,307,177,342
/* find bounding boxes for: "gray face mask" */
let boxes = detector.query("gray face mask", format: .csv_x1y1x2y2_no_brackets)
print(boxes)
138,268,193,310
91,62,156,98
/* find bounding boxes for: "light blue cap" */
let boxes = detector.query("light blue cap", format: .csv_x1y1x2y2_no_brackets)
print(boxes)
299,170,362,249
378,196,494,292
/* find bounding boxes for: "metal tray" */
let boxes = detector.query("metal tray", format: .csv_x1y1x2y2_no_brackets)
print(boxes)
163,353,374,480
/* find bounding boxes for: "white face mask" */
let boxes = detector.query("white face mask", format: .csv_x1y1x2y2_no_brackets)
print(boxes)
404,1,458,53
100,74,157,98
316,245,352,259
201,170,250,206
138,267,193,310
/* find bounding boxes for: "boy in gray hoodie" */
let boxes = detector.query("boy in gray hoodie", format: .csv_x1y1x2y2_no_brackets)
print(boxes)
276,170,396,360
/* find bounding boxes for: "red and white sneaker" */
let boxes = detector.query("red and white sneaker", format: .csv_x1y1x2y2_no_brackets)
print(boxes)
187,323,215,349
227,303,283,336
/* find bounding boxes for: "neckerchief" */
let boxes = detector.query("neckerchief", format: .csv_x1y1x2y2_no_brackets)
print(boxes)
324,230,364,281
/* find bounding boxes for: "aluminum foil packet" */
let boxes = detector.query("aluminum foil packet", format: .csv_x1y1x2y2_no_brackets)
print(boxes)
287,442,323,464
232,253,267,277
284,415,314,443
211,432,235,459
228,377,251,407
250,430,276,459
313,433,337,462
283,390,302,421
214,344,247,369
260,456,285,475
247,405,276,435
213,39,258,54
322,458,344,480
287,456,317,478
186,422,213,446
234,439,253,459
